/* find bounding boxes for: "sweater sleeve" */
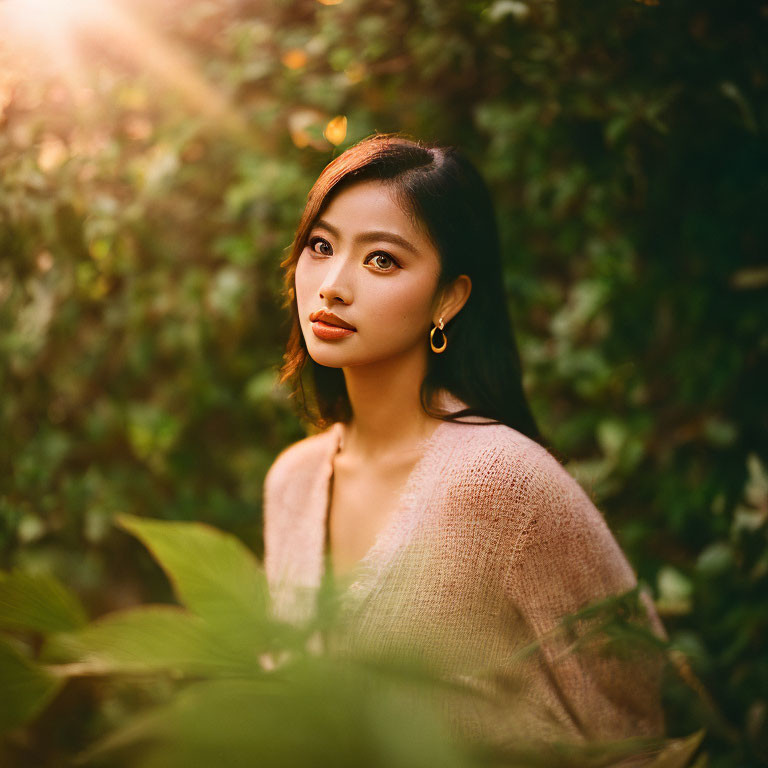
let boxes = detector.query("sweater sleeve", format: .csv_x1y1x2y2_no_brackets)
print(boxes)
501,448,667,744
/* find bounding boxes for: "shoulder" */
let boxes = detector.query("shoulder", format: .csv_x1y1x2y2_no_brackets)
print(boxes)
444,420,569,501
444,420,612,542
263,424,338,503
448,425,641,610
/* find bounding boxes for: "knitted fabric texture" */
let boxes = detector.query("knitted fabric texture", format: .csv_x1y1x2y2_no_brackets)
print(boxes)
262,390,668,753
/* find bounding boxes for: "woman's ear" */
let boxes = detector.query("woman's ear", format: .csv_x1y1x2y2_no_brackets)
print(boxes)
436,274,472,325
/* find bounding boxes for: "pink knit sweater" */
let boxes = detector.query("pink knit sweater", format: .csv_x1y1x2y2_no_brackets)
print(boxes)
263,390,668,753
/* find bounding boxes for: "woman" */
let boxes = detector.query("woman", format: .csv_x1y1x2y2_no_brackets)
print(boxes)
262,133,668,758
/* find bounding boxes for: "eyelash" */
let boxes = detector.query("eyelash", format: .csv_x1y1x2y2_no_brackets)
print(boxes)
307,236,401,273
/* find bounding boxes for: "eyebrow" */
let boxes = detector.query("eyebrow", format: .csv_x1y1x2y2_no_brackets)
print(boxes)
313,218,417,255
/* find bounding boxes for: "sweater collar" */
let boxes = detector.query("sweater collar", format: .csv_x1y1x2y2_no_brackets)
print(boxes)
317,388,474,604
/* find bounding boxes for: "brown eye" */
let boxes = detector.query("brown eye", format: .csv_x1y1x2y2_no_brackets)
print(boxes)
309,236,331,255
366,252,400,272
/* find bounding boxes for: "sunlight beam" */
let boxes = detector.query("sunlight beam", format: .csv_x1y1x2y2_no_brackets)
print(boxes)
1,0,249,139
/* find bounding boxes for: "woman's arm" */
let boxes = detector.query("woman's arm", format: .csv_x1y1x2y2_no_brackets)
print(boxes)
501,449,668,744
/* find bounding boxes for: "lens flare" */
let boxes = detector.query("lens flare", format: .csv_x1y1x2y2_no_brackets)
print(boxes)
0,0,248,136
3,0,114,35
2,0,119,63
1,0,118,90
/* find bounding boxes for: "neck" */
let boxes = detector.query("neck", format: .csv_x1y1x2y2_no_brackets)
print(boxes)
339,349,445,463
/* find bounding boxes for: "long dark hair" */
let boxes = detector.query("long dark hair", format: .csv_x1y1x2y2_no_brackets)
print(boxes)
276,132,547,449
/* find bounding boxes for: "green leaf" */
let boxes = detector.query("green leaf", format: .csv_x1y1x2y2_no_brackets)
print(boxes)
0,636,64,734
0,568,88,634
656,566,693,616
74,679,288,767
44,605,261,677
644,729,706,768
115,514,270,646
76,660,471,768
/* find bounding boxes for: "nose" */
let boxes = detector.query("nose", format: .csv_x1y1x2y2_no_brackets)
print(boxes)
317,252,353,304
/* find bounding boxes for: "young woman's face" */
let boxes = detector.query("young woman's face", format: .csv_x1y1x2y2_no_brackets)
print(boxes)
295,179,442,369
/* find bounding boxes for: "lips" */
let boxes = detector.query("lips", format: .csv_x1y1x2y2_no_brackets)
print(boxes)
309,310,356,330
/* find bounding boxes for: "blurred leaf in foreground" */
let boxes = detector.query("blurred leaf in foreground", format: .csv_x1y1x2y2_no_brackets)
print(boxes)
43,605,262,678
0,637,63,735
0,569,88,635
115,513,271,648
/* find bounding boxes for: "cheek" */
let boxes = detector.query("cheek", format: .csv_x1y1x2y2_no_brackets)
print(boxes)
364,275,435,330
293,254,314,303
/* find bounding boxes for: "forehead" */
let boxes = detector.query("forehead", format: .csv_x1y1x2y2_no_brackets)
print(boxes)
316,180,431,245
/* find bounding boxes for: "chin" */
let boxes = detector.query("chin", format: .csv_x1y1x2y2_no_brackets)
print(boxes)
307,353,344,368
304,344,351,367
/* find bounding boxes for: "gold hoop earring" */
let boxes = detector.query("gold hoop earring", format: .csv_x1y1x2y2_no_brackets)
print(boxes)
430,317,447,354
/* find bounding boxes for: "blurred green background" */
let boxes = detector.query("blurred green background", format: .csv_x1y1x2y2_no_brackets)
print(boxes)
1,0,766,764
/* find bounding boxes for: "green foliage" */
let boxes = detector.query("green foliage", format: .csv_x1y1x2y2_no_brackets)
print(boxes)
0,637,63,735
114,514,271,648
74,670,473,768
0,516,702,768
0,569,88,634
45,606,258,677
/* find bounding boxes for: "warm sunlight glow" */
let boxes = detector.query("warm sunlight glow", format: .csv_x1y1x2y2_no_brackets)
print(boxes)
2,0,123,89
1,0,248,137
3,0,118,49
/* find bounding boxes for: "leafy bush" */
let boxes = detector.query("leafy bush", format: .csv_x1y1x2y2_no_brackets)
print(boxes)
1,515,704,767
